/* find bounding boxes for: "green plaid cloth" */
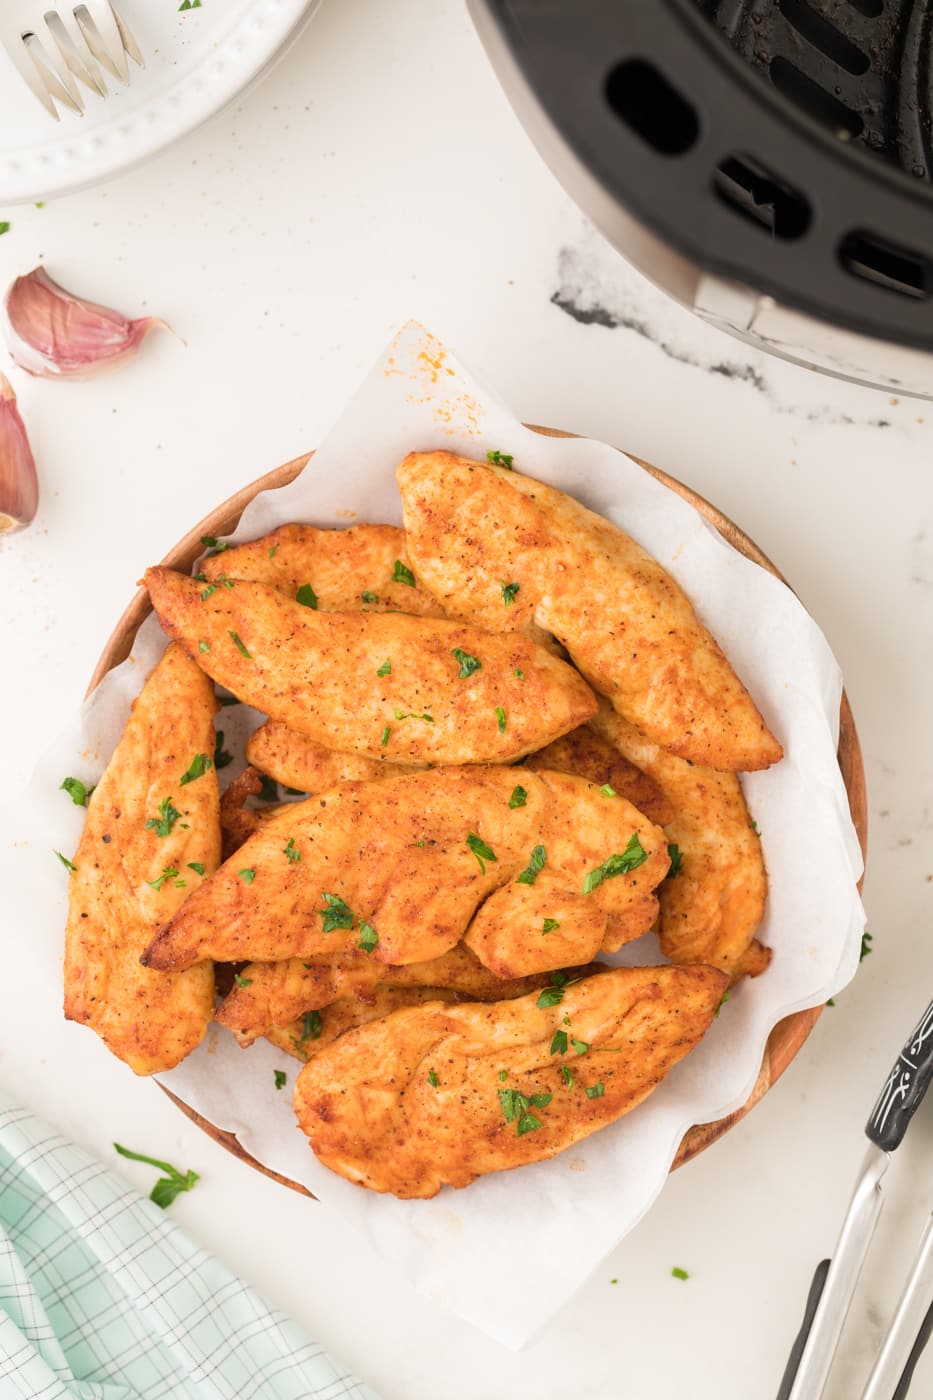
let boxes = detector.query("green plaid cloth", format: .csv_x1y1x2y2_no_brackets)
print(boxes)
0,1093,379,1400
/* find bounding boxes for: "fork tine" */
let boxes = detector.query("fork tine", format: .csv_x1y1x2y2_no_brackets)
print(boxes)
109,4,143,68
44,11,106,98
23,32,83,115
74,0,128,83
1,30,61,119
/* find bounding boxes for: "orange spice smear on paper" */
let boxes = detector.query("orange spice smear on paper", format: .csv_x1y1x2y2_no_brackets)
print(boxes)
384,324,484,438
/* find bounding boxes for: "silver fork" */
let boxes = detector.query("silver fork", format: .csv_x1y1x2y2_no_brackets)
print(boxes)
0,2,143,120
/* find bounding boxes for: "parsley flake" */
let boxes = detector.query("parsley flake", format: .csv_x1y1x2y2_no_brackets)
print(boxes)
296,583,318,610
393,707,434,723
268,545,278,558
283,837,301,864
147,865,180,891
234,973,253,988
466,832,498,874
361,591,378,604
228,630,251,658
238,868,256,884
509,785,528,809
319,892,353,932
187,862,205,876
60,776,92,807
500,580,520,606
179,0,203,11
145,797,182,839
542,918,560,933
672,1267,690,1281
585,1082,605,1099
452,648,482,679
514,668,524,679
560,1065,574,1088
180,753,212,786
358,920,379,954
198,640,210,653
582,833,648,894
380,725,391,747
498,1069,507,1082
497,1086,552,1136
714,991,731,1018
550,1030,568,1056
495,705,507,733
213,731,233,769
296,1010,322,1045
200,535,228,557
200,582,217,600
536,972,576,1009
667,843,683,878
427,1069,439,1088
55,850,77,873
113,1143,199,1209
571,1038,589,1055
391,560,416,587
274,1069,287,1090
486,449,514,468
516,844,546,886
860,931,873,961
377,658,392,677
600,784,617,798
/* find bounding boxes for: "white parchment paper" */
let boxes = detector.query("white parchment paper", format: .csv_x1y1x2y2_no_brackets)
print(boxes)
14,322,866,1348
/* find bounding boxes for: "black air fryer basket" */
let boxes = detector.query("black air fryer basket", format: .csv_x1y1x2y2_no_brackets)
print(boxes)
470,0,933,394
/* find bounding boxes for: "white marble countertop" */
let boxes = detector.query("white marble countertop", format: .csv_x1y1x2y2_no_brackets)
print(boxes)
1,3,932,1398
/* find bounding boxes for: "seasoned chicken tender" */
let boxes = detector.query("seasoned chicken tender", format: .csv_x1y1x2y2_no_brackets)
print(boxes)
218,943,552,1044
63,644,219,1074
294,963,729,1197
247,722,412,793
201,522,445,616
145,567,596,765
591,705,769,980
398,451,782,772
142,767,669,976
525,726,674,826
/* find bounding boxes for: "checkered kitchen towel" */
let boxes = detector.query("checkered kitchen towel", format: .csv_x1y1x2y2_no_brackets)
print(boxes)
0,1093,379,1400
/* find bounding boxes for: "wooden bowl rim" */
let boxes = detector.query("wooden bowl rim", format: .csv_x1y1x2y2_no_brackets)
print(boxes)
86,434,868,1196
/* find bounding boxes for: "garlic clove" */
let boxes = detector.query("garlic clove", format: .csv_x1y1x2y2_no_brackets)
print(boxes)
0,374,39,536
5,266,166,379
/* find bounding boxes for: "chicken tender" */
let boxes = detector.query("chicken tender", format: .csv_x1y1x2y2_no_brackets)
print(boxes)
398,451,782,772
294,963,729,1197
246,722,412,793
145,567,597,765
524,726,674,826
63,643,219,1074
142,767,669,975
217,943,552,1045
201,522,445,616
590,705,769,980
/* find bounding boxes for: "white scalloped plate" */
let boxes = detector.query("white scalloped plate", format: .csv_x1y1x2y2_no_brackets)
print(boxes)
0,0,320,204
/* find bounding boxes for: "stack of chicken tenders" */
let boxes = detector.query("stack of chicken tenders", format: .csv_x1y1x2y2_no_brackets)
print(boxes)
63,450,783,1199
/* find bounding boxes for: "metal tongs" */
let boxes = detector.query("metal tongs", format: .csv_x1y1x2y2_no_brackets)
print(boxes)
778,998,933,1399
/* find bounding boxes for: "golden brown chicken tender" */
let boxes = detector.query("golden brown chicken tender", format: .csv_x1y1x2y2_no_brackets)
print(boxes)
63,644,219,1074
201,522,445,616
294,963,729,1197
145,567,597,766
246,722,412,793
398,451,782,772
590,705,769,980
142,767,669,976
217,943,552,1045
524,726,674,826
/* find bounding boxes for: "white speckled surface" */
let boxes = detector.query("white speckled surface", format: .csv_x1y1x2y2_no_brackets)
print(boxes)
0,2,931,1397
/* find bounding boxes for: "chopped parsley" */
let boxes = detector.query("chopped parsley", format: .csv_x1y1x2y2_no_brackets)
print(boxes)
514,668,524,679
228,630,251,658
268,545,278,559
500,580,520,606
585,1082,605,1100
179,753,212,786
667,843,683,878
179,1,203,11
274,1069,287,1090
234,973,253,988
582,833,648,894
560,1065,574,1088
466,832,498,874
542,918,560,933
509,785,528,809
55,850,77,873
427,1069,439,1088
393,707,434,723
213,731,233,769
361,591,378,604
498,1069,507,1082
187,862,205,876
550,1030,568,1056
60,776,92,807
714,991,731,1018
537,972,574,1009
516,844,546,886
319,892,353,932
486,449,514,468
198,640,210,653
147,865,183,891
113,1143,198,1209
498,1086,552,1136
358,920,379,954
238,868,256,884
380,726,391,747
391,560,416,587
452,648,482,678
0,223,9,237
752,820,761,836
200,582,217,600
283,837,301,863
600,784,616,798
672,1267,690,1281
145,797,182,839
571,1038,589,1055
200,535,228,557
296,1009,323,1044
257,774,279,803
296,584,318,609
376,658,392,678
495,706,507,733
861,930,873,961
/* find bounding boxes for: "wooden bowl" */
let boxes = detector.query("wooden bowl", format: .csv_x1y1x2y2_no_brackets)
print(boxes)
87,439,868,1192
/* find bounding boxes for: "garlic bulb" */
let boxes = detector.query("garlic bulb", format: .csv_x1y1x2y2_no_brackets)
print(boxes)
5,266,165,379
0,375,39,535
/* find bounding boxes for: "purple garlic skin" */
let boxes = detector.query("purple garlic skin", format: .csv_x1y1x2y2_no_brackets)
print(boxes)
0,374,39,535
6,266,165,379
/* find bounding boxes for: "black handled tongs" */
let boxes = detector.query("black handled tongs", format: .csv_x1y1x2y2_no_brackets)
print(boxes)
777,998,933,1400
